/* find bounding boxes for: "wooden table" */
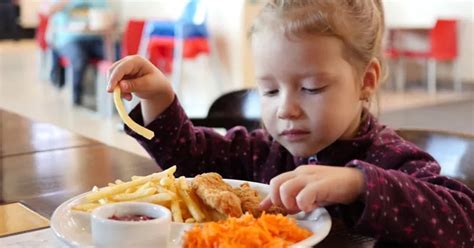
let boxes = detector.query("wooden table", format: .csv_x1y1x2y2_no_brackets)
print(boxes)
0,109,376,247
2,145,159,215
0,111,99,157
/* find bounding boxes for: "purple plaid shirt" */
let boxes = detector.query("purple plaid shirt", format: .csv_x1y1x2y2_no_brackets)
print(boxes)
126,97,473,247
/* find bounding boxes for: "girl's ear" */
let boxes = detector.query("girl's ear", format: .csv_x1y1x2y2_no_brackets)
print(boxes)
360,58,381,100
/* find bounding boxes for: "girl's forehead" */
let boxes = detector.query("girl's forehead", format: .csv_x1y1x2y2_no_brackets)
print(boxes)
253,31,345,59
252,32,349,75
251,30,344,51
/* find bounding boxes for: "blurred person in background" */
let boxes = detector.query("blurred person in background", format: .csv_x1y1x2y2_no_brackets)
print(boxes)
0,0,19,40
45,0,113,105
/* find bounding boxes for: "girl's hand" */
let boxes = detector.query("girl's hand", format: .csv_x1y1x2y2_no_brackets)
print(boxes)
259,165,365,213
106,55,173,102
106,55,175,125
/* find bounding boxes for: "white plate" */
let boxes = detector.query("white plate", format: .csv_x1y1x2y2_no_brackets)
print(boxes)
51,179,332,247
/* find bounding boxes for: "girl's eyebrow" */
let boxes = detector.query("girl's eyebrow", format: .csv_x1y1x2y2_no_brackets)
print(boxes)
301,72,334,80
256,75,275,81
256,72,335,82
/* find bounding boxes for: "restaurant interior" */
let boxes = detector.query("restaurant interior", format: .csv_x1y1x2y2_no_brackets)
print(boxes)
1,0,473,247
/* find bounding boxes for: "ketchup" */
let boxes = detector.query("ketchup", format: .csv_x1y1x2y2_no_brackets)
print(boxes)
108,214,155,221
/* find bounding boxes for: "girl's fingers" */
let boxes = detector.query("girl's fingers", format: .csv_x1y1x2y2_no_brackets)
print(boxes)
106,59,122,81
258,195,273,210
107,58,137,92
106,60,125,92
121,92,132,101
285,209,302,215
267,172,296,208
279,177,307,212
295,165,319,174
259,196,301,214
295,182,323,213
119,80,131,93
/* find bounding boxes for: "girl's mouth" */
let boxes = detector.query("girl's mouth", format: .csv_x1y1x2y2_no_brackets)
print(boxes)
279,129,310,141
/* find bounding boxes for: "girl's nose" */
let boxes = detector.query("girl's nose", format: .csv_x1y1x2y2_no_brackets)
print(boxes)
277,96,302,120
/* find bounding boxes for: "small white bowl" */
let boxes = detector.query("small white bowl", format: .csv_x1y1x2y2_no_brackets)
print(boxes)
91,202,171,248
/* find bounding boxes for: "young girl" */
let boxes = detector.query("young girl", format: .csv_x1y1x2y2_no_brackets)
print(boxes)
107,0,473,247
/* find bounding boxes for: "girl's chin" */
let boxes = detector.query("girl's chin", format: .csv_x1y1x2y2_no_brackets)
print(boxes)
285,146,320,158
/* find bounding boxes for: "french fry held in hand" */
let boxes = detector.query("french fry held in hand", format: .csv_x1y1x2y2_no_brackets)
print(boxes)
71,166,207,223
113,87,154,140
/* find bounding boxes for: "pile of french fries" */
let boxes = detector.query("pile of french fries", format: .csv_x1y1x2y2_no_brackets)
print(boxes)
72,166,206,223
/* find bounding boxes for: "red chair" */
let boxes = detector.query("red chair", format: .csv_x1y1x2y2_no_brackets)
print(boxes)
388,19,460,94
121,19,146,57
96,19,146,117
147,36,209,74
96,19,146,73
140,0,211,95
35,13,50,80
35,14,49,51
402,20,458,61
384,35,405,92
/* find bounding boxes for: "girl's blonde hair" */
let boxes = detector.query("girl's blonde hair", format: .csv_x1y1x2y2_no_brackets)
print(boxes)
250,0,386,83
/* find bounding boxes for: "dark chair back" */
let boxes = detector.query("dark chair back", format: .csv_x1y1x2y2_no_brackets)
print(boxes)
191,89,261,130
396,129,474,188
207,89,260,118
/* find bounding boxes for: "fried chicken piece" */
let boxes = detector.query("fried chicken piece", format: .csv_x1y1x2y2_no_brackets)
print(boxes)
233,183,262,217
187,187,228,221
266,205,288,216
233,183,288,217
191,173,243,218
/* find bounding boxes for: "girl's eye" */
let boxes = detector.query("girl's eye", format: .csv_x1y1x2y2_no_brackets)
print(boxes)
302,86,326,94
263,89,279,96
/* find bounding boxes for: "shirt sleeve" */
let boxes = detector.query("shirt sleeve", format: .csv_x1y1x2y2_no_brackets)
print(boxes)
124,97,273,181
344,157,473,247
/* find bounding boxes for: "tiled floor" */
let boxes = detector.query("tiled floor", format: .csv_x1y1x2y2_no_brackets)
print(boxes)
1,40,473,158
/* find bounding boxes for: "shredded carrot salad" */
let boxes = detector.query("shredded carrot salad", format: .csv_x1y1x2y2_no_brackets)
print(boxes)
183,213,312,248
